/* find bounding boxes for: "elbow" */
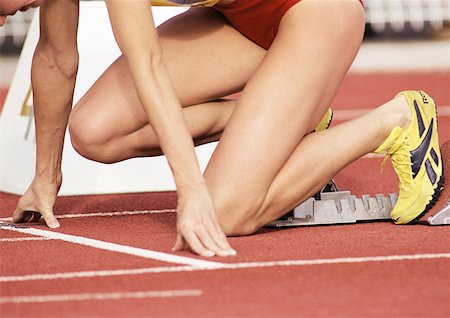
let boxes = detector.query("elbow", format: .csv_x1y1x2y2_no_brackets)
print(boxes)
148,51,164,70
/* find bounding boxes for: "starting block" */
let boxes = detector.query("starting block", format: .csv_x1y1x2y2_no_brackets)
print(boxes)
427,203,450,225
268,191,450,227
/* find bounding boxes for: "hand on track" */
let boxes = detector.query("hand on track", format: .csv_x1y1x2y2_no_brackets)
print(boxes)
172,186,237,257
12,177,61,228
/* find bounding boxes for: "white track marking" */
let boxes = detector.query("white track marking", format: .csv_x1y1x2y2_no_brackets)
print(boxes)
0,208,176,222
1,253,449,283
224,253,450,269
0,237,52,242
56,209,176,219
0,289,202,304
0,266,196,282
334,105,450,121
0,222,224,269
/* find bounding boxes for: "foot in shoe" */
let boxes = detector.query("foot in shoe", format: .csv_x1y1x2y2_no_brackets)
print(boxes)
373,91,443,224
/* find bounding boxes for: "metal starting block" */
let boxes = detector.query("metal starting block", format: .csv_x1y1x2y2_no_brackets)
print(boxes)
427,202,450,225
268,191,450,227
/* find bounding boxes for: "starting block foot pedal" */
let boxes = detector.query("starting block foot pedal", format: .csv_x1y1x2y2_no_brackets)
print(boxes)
268,191,395,228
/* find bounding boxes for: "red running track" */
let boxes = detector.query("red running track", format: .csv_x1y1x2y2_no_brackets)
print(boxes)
1,72,450,317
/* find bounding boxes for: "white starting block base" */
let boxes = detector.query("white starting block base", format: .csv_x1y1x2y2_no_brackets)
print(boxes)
268,191,450,227
427,203,450,225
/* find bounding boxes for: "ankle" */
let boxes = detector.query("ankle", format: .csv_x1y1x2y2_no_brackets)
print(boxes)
381,94,411,133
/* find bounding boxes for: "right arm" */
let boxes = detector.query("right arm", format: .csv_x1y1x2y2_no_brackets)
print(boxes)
13,0,80,228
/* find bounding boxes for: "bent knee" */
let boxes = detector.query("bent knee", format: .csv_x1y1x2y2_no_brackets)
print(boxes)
217,199,265,237
220,214,259,237
68,109,116,164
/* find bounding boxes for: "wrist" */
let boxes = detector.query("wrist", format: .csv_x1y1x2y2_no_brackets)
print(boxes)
176,176,208,198
34,168,62,186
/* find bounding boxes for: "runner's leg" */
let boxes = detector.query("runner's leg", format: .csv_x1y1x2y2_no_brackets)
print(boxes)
68,8,265,163
202,0,383,234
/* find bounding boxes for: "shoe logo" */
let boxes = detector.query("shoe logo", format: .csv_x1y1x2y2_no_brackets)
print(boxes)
410,118,434,179
419,91,429,104
414,100,426,137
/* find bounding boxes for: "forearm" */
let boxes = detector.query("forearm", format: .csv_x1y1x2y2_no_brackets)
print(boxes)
32,0,79,182
106,1,234,256
107,0,205,194
129,56,205,192
31,45,78,181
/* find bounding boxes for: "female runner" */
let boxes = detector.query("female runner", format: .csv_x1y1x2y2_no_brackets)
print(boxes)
3,0,442,257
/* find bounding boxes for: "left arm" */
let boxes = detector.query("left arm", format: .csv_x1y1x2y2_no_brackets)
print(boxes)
105,0,235,257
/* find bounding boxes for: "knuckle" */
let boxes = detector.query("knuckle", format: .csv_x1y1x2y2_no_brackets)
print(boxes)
179,221,192,232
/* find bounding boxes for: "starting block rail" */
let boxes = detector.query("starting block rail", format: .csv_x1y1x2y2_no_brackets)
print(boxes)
268,191,450,227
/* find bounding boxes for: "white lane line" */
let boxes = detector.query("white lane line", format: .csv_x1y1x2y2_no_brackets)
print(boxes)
0,266,196,282
0,209,176,222
0,237,52,242
1,253,449,283
0,208,176,222
57,208,176,218
225,253,450,269
333,105,450,121
0,289,202,304
0,222,224,269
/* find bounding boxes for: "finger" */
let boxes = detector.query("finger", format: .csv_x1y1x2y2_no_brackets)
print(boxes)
41,212,60,229
211,224,234,251
206,218,236,255
182,230,215,257
196,225,230,257
172,234,185,252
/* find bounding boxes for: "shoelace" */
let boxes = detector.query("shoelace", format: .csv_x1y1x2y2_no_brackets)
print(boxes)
381,132,415,191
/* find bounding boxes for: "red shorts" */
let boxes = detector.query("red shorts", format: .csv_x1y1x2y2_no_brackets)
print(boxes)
214,0,364,50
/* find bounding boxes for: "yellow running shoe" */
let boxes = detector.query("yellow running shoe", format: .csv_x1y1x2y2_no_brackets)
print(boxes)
373,91,443,224
314,108,333,132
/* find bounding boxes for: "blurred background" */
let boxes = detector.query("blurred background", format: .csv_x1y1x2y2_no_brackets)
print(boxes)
1,0,450,111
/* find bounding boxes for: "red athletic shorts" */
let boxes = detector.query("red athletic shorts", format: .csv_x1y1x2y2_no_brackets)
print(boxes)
213,0,364,50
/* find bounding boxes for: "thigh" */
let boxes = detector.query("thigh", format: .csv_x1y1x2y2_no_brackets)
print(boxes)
70,7,265,138
206,0,365,221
